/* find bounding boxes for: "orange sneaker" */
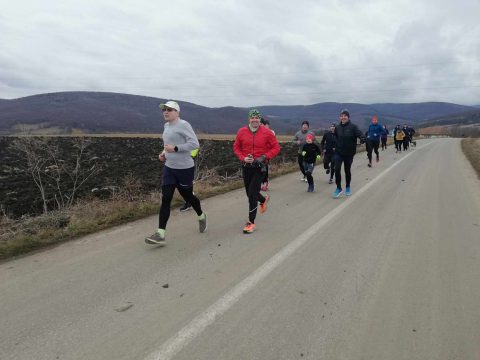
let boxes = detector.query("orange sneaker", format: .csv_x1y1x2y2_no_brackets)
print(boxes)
259,194,270,214
243,222,256,234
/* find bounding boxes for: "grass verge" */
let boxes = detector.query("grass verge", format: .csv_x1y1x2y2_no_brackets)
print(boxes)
0,162,298,260
461,138,480,179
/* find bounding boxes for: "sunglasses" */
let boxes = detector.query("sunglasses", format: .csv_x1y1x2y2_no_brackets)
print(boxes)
162,108,175,112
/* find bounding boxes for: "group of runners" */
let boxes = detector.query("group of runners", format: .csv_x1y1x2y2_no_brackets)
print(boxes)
145,101,415,244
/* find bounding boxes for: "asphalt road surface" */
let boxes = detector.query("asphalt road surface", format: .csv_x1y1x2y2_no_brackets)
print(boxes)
1,138,479,360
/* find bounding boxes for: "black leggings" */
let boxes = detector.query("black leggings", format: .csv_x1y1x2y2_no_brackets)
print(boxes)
159,185,202,229
381,137,387,150
297,153,306,176
334,154,354,189
243,167,266,223
366,140,380,162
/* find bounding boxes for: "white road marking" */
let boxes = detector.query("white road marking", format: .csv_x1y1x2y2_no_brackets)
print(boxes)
144,142,431,360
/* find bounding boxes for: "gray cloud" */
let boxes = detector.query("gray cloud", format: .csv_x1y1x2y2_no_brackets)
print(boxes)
0,0,479,106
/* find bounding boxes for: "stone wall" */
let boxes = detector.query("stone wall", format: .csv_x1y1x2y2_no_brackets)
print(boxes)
0,136,298,217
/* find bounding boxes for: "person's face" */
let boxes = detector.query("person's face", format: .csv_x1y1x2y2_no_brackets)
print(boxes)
249,116,261,129
372,117,378,124
306,137,313,144
162,107,179,122
340,114,349,124
301,124,309,131
330,125,335,132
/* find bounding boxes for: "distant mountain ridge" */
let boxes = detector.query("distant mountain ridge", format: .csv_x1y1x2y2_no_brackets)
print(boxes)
0,91,477,135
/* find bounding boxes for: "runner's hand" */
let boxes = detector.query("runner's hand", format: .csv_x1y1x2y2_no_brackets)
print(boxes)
244,155,254,163
253,155,266,164
159,152,166,162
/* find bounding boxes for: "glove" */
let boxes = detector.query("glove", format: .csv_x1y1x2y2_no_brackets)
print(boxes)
253,154,266,165
316,154,321,160
190,148,199,158
302,151,306,156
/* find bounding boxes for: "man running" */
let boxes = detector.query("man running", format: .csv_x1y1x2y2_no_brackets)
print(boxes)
393,125,405,152
292,121,315,182
366,115,383,167
234,109,280,233
260,118,275,191
332,109,365,198
145,101,207,245
381,125,389,151
320,123,336,184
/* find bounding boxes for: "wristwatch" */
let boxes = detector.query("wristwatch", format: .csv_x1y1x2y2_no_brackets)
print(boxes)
174,146,178,152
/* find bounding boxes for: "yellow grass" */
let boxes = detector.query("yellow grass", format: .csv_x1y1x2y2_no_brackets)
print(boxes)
461,138,480,179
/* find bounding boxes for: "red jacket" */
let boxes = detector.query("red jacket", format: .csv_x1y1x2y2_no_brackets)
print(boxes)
233,125,280,162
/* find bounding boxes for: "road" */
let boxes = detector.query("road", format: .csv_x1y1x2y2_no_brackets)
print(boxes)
1,138,479,360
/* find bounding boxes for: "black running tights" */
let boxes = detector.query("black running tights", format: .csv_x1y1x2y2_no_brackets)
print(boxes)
334,154,354,189
297,153,306,176
243,167,266,223
159,184,202,229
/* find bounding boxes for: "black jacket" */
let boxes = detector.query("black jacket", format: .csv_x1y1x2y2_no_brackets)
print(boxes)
320,132,336,154
301,143,322,164
334,121,365,156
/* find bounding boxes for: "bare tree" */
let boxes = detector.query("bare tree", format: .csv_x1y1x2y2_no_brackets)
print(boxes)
11,137,50,213
11,137,100,213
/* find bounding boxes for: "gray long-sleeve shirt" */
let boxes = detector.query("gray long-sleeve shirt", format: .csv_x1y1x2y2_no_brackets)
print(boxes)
292,129,315,153
163,118,200,169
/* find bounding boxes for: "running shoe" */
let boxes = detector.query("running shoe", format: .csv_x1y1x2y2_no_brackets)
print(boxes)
179,202,192,212
368,163,372,168
259,194,270,214
332,188,343,198
376,154,379,162
328,178,333,184
345,187,351,196
307,184,314,192
198,213,207,233
326,169,330,174
243,222,256,233
145,229,166,245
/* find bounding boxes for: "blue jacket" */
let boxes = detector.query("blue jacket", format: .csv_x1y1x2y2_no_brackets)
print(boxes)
367,123,384,141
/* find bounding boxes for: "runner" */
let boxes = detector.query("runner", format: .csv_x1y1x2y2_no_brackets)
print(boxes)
366,115,383,167
332,109,365,198
402,124,410,151
381,125,389,150
320,123,336,184
301,134,322,192
292,121,315,182
260,118,275,191
234,109,280,234
393,125,405,153
145,101,207,245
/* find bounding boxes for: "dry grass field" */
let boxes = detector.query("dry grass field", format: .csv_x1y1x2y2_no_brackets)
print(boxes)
461,138,480,179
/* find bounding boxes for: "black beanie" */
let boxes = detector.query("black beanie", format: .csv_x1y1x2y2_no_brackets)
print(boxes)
340,109,350,118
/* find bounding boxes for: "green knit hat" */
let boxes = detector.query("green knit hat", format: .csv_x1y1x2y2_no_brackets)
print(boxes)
248,109,262,119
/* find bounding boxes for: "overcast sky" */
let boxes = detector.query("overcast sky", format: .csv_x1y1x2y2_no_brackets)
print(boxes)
0,0,479,107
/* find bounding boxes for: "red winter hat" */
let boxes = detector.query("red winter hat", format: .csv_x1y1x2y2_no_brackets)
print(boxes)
306,134,315,141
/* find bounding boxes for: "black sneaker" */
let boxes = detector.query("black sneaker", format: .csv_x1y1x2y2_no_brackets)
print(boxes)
145,230,166,245
180,202,192,212
326,169,330,174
